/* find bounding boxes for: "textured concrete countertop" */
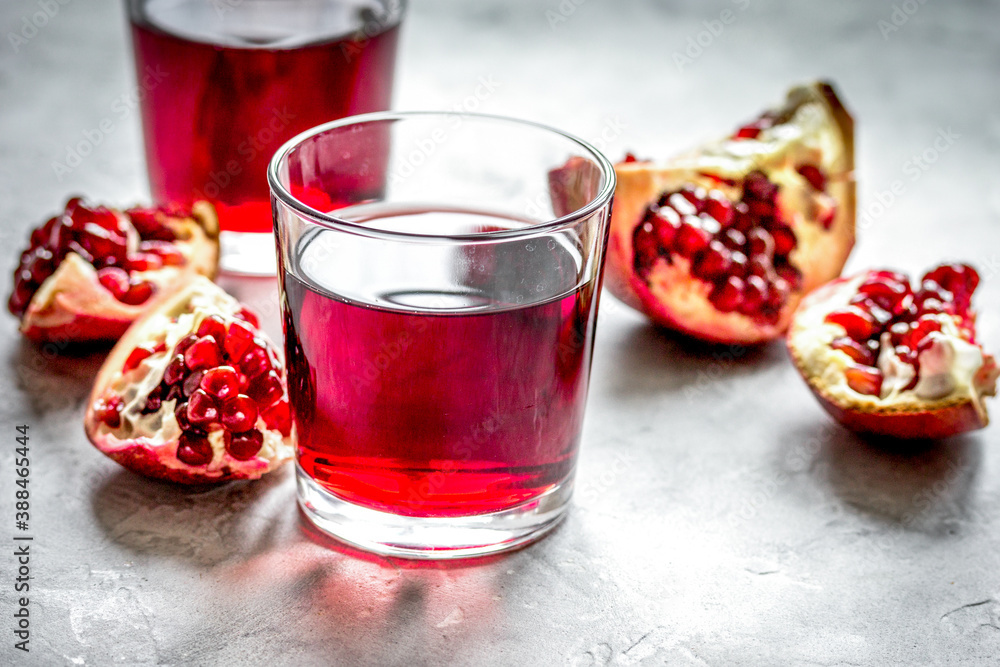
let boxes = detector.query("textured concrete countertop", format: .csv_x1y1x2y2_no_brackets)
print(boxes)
2,0,1000,664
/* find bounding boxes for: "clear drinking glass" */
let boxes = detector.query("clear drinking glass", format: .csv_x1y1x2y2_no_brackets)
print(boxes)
269,112,615,558
126,0,404,275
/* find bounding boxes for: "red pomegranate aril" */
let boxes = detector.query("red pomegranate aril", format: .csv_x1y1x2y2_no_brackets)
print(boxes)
174,401,192,430
219,394,258,433
200,366,241,401
739,275,768,315
735,125,761,139
224,320,255,361
796,164,827,191
844,364,883,396
184,335,223,371
183,369,206,397
710,275,744,312
138,240,185,266
692,241,732,280
632,221,659,277
723,228,746,249
97,267,131,300
249,370,283,406
187,389,219,426
825,306,877,341
923,263,979,306
125,252,164,272
237,307,260,328
240,345,272,380
260,399,292,437
747,228,775,258
121,280,155,306
123,344,157,373
174,333,199,355
26,248,54,283
831,337,876,366
748,255,775,279
704,196,733,227
196,315,228,343
653,213,680,249
669,192,698,216
226,430,264,461
775,264,803,291
906,315,942,349
95,394,123,428
176,432,213,466
142,391,162,414
163,354,186,385
770,227,797,256
675,224,711,257
858,277,910,304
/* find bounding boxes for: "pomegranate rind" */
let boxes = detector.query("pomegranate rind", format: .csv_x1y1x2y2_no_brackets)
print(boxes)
604,81,855,344
84,277,293,484
788,274,998,439
18,201,219,343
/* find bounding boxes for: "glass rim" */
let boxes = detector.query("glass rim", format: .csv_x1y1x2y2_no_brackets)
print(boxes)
267,110,616,243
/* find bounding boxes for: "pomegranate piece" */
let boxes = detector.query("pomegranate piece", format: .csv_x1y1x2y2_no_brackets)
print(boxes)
788,263,998,439
574,81,855,344
7,198,219,344
84,278,294,484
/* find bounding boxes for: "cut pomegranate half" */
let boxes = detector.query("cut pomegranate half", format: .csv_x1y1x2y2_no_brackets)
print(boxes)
788,263,998,439
8,198,219,343
84,277,293,484
552,81,855,344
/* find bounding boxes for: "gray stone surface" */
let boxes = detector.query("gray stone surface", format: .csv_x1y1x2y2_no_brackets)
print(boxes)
2,0,1000,664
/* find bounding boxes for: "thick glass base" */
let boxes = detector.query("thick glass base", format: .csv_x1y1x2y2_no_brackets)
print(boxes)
296,464,572,559
219,231,277,276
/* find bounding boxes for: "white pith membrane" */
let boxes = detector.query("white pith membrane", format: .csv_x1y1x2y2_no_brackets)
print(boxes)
790,274,994,416
92,278,293,475
607,82,855,343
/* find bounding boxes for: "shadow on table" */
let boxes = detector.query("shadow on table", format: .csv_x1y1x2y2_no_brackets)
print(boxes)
9,337,107,414
90,463,298,567
786,421,983,534
601,320,786,398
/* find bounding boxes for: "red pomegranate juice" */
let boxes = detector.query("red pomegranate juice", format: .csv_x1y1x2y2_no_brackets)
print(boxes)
281,209,600,517
130,2,400,233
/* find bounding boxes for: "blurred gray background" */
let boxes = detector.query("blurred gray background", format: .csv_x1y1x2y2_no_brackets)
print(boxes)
2,0,1000,664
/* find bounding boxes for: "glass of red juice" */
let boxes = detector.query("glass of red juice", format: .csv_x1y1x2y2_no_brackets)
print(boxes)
269,112,616,558
126,0,404,275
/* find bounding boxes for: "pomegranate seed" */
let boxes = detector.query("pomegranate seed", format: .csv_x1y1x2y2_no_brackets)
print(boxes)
176,432,213,466
922,263,979,308
142,390,162,415
226,430,264,461
729,251,748,278
125,252,164,272
653,210,680,249
224,320,256,361
906,315,942,349
675,223,711,257
26,248,54,283
127,207,178,242
775,264,803,291
796,164,827,191
121,279,155,306
237,307,260,328
163,354,187,385
186,389,219,427
240,345,272,380
723,228,746,249
138,240,185,266
632,221,660,277
97,267,130,300
174,401,192,430
831,337,876,366
260,398,292,436
845,365,883,397
748,255,775,279
691,241,732,280
735,125,761,139
825,307,877,341
95,394,123,429
710,276,744,312
249,370,283,407
200,366,241,401
184,335,223,371
123,343,157,373
770,227,797,257
183,369,206,397
739,275,768,315
197,315,228,345
747,228,775,258
165,384,184,404
704,194,733,227
219,394,258,433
